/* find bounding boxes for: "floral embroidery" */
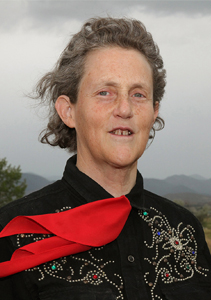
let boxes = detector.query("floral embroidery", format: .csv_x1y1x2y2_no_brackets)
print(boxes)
16,206,124,300
138,207,209,300
24,248,124,299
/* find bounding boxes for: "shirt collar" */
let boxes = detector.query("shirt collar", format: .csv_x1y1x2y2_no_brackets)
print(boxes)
62,155,145,210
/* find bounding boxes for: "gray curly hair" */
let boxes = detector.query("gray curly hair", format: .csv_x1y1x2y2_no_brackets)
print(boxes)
34,17,166,152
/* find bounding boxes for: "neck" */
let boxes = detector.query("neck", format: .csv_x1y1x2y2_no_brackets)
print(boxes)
76,155,137,197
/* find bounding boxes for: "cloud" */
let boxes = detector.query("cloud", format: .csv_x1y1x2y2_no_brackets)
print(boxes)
0,1,211,179
1,1,211,33
132,0,211,17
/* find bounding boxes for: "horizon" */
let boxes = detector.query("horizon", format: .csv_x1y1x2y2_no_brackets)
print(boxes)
1,1,211,180
21,170,211,182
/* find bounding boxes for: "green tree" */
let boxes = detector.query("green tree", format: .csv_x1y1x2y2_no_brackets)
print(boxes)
0,158,27,208
173,199,185,207
190,205,211,227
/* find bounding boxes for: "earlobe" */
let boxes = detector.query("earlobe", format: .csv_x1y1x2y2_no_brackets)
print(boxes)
153,101,159,122
55,95,76,128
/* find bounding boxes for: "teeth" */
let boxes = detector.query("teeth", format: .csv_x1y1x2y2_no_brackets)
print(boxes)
116,129,122,135
113,130,132,136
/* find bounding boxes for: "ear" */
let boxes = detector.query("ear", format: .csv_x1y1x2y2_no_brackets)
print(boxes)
55,95,76,128
153,101,159,122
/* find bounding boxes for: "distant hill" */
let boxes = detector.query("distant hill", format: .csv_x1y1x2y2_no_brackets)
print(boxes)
165,175,211,195
144,178,194,196
164,193,211,207
21,173,211,207
22,173,54,195
190,174,207,181
144,175,211,197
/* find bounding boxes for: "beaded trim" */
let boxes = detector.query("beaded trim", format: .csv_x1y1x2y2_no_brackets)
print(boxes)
138,207,209,300
16,206,71,248
17,206,124,299
24,248,124,299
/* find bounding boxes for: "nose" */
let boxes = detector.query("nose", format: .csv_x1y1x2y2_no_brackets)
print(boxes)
113,94,133,119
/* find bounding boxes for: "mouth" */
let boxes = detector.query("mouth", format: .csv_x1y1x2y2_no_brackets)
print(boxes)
109,129,133,136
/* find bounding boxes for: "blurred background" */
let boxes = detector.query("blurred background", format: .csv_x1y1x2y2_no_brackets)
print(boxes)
0,0,211,180
0,1,211,248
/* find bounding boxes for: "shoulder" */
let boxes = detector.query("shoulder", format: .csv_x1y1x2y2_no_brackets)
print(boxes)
143,189,208,250
143,189,198,221
0,180,71,227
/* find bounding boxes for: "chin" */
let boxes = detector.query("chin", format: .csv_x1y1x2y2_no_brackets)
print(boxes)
107,153,140,169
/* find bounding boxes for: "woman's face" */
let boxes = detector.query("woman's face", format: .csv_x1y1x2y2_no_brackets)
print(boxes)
69,46,158,170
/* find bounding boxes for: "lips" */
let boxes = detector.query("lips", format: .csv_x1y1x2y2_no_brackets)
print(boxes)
110,128,133,136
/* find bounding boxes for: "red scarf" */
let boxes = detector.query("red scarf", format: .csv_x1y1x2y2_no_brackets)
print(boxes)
0,196,131,278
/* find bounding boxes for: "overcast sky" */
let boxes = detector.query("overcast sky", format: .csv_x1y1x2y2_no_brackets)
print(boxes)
0,0,211,180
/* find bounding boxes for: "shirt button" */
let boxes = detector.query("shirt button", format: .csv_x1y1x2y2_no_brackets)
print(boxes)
128,255,135,263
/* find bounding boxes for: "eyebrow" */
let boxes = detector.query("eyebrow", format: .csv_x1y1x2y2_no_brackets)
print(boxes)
99,81,149,91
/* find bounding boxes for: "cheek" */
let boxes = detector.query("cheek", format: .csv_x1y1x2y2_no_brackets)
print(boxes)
135,106,155,129
91,102,106,114
89,105,110,129
76,107,103,138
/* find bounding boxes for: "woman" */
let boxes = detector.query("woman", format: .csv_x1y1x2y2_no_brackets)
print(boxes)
0,17,210,300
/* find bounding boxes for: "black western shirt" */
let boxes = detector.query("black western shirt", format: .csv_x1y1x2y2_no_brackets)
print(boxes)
0,155,211,299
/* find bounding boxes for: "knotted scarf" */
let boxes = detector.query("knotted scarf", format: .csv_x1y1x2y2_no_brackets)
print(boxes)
0,195,131,278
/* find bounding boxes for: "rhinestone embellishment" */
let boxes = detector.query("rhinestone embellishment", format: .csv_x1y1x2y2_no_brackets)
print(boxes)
139,207,209,300
17,205,124,299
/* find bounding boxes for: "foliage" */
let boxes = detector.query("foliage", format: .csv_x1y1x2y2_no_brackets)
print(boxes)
190,205,211,227
0,158,27,208
173,199,185,207
174,201,211,252
204,226,211,253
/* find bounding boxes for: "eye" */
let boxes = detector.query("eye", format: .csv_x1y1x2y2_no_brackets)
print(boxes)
133,93,144,98
99,91,109,96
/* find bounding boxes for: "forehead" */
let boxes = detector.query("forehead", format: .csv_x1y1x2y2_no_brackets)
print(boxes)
79,46,153,90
